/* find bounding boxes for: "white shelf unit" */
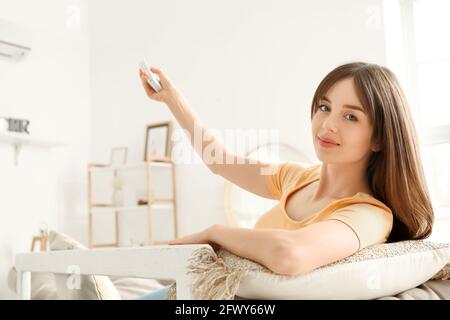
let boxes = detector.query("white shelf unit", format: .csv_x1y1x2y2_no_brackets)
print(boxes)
87,157,178,248
0,131,67,166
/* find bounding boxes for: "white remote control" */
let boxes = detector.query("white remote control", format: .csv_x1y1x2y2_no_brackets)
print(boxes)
139,59,162,93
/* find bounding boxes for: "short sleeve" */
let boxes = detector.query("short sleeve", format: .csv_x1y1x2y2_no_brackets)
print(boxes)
325,203,393,250
264,161,308,200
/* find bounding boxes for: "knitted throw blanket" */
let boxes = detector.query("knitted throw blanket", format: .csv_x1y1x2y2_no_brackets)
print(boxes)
167,240,450,300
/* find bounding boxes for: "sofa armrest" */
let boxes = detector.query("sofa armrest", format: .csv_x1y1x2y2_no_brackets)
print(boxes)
15,244,211,300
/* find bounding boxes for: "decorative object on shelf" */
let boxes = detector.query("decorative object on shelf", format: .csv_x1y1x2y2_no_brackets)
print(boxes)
110,146,128,165
137,199,148,206
144,121,173,161
135,189,148,206
30,221,49,252
39,221,49,237
30,236,47,252
0,117,30,134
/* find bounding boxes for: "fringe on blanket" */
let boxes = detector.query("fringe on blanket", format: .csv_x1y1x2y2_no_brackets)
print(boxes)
167,247,258,300
185,247,246,300
168,283,176,300
431,263,450,281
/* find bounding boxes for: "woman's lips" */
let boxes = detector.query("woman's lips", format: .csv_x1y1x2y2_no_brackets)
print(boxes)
318,136,340,148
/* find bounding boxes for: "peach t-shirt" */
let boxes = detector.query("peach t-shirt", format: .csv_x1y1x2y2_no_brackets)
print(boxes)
254,162,394,250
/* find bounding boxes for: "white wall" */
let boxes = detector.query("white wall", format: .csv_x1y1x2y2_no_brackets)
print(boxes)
0,0,90,298
87,0,386,236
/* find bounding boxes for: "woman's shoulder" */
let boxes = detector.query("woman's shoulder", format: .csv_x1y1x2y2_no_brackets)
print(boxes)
286,162,321,187
265,161,315,199
272,161,319,182
332,197,394,234
351,193,393,215
325,201,394,250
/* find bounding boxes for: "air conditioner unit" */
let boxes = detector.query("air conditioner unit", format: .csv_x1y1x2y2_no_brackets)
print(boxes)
0,19,31,60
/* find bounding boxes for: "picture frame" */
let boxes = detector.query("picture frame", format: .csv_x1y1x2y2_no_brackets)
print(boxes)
110,147,128,165
144,121,173,161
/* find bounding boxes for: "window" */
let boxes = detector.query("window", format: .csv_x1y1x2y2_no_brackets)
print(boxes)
384,0,450,241
413,0,450,128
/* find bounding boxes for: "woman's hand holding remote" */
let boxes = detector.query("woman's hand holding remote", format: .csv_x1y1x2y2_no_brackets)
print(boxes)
139,66,179,104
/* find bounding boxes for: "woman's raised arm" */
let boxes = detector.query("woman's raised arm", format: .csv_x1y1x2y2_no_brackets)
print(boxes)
139,66,277,200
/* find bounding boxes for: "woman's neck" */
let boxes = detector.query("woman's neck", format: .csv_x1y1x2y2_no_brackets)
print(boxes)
312,161,372,200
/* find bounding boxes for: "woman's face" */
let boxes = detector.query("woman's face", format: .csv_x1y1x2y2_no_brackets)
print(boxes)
311,77,378,165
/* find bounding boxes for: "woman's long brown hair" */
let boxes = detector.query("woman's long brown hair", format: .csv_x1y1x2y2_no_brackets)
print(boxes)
310,62,434,242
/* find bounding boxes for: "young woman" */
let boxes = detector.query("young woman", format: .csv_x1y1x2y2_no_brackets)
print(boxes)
136,62,433,299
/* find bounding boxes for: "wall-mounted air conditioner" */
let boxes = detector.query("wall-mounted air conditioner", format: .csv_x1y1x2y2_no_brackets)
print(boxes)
0,18,31,60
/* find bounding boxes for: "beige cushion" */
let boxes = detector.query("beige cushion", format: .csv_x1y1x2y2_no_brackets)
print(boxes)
110,276,173,300
48,230,121,300
183,240,450,300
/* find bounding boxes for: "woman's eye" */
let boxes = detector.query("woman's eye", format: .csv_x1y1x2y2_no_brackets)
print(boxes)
318,104,329,112
318,104,358,122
